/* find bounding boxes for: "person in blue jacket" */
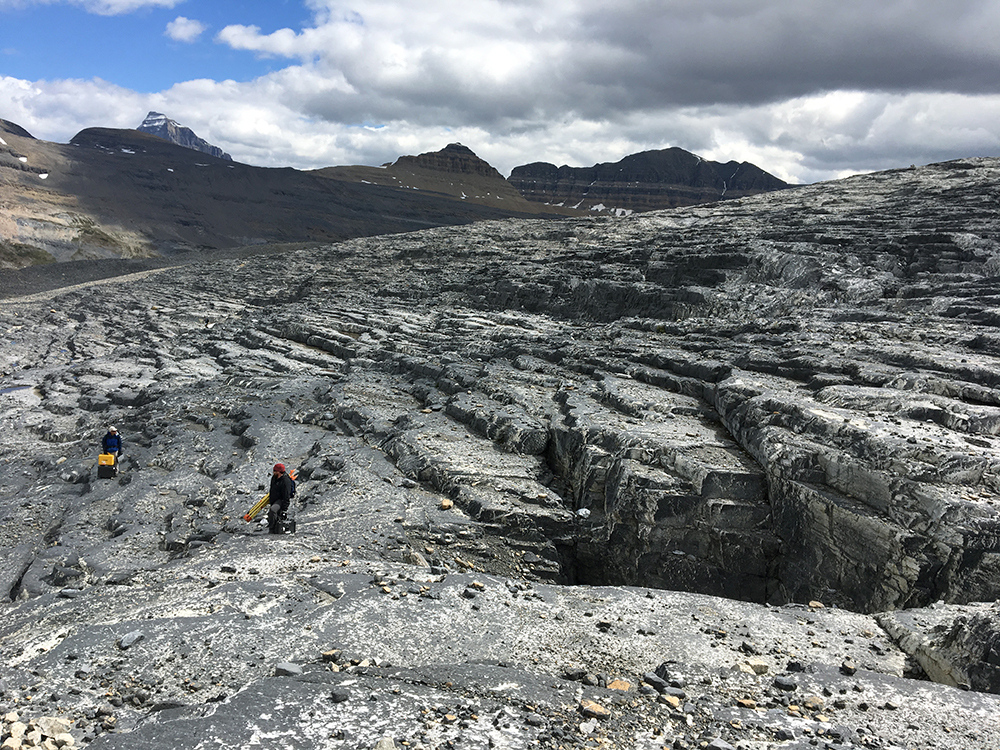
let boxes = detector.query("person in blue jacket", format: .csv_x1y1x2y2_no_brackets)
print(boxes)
101,426,123,462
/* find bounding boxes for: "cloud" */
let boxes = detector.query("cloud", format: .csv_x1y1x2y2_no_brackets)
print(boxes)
215,1,1000,119
4,1,1000,184
165,16,207,43
5,71,999,186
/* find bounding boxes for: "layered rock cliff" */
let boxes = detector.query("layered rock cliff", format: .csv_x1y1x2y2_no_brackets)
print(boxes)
316,143,563,215
508,147,789,213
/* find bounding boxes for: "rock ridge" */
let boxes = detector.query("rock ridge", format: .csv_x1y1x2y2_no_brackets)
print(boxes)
508,147,789,214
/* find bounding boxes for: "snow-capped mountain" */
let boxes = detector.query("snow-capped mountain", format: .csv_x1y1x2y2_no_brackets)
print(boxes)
137,111,232,161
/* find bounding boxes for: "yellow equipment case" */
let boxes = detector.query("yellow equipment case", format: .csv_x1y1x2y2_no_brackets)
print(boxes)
98,453,117,478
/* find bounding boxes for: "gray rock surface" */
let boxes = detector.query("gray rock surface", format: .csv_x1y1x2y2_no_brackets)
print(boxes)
2,157,1000,748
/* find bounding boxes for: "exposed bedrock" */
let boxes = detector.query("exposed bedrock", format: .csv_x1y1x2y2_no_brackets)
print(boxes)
4,159,1000,746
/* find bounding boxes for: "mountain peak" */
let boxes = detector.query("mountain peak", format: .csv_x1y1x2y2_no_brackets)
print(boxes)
394,142,502,179
137,111,232,162
139,112,170,129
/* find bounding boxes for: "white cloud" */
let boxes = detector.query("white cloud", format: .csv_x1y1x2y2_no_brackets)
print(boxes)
5,71,1000,186
5,1,1000,184
166,16,207,43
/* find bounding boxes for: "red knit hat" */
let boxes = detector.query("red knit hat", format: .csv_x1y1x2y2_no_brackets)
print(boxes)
273,463,285,473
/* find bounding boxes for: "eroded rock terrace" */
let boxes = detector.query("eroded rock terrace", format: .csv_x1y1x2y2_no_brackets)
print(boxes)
3,157,1000,749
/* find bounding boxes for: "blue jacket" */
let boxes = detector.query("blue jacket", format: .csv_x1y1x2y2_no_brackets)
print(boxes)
102,432,122,454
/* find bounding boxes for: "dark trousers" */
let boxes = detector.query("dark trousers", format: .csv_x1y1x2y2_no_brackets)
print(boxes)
267,503,285,534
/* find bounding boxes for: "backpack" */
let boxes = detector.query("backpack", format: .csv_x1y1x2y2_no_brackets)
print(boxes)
288,469,297,498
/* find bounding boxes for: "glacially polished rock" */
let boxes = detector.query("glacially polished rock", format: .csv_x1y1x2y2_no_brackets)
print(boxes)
2,157,1000,748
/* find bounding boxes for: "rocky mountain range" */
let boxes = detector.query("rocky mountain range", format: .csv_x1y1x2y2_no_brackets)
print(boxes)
508,148,790,214
136,112,232,161
0,118,550,289
0,115,790,277
2,155,1000,749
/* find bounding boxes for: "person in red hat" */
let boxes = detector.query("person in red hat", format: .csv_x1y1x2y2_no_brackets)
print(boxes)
267,463,294,534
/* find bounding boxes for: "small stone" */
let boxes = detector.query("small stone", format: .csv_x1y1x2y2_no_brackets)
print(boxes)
658,694,681,708
329,690,350,703
34,718,72,737
808,600,825,609
53,734,75,748
773,675,798,692
440,499,454,510
579,699,610,719
374,738,397,750
642,672,668,692
840,659,857,676
275,662,302,676
404,550,429,567
707,740,736,750
607,679,630,692
745,658,769,675
736,698,757,709
119,630,145,650
803,696,824,711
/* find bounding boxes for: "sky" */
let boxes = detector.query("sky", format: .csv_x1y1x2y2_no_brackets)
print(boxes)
2,0,1000,184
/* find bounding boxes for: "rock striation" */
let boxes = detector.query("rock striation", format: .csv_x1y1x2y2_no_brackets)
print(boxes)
136,112,232,161
394,142,505,179
508,147,789,214
1,156,1000,748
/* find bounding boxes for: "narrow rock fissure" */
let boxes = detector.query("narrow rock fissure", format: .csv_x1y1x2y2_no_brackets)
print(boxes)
7,560,30,602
